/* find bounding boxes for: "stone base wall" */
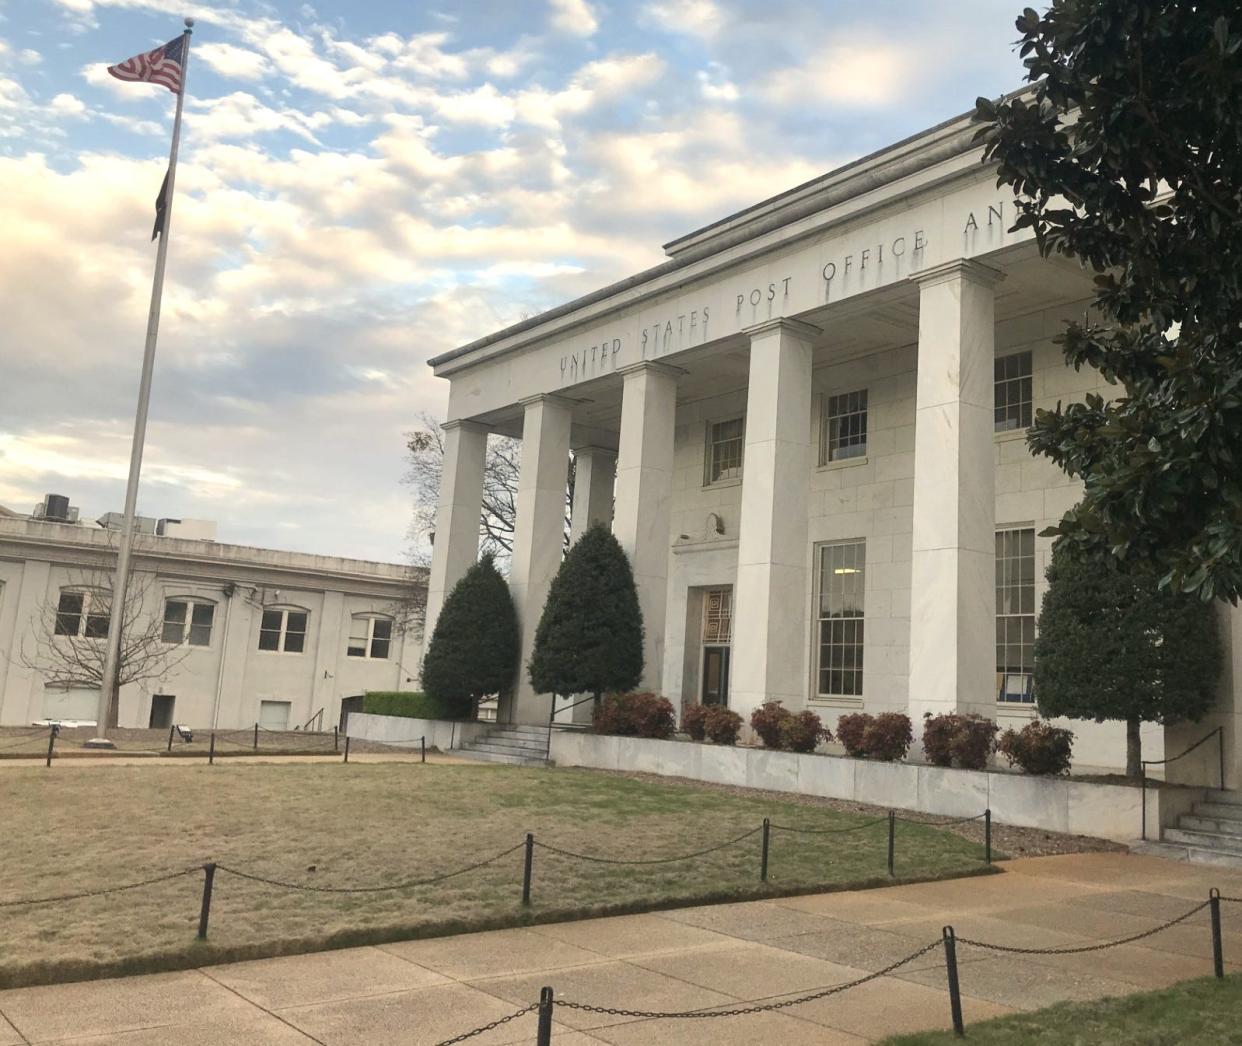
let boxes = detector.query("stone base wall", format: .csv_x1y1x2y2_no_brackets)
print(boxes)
346,712,488,751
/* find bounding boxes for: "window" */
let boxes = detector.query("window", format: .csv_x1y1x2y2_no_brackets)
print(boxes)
702,588,732,643
822,389,868,463
995,351,1033,432
162,599,215,646
258,608,308,653
53,590,109,639
347,614,393,659
996,528,1036,703
259,700,291,730
816,541,866,698
705,417,744,484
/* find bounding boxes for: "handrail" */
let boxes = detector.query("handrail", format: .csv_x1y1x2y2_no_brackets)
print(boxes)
298,707,325,733
1141,726,1225,840
545,694,597,762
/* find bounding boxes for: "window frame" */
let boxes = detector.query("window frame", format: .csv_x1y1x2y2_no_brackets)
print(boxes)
346,613,394,660
820,388,869,465
161,596,217,648
53,588,110,640
258,606,310,654
994,351,1034,433
813,539,867,702
703,415,745,486
995,527,1037,704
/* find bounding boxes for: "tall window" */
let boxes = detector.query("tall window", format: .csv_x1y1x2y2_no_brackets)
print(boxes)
816,540,866,698
162,598,215,646
995,351,1033,432
822,389,868,463
54,590,109,639
258,608,308,653
702,588,732,643
347,614,393,659
705,417,744,484
996,528,1036,703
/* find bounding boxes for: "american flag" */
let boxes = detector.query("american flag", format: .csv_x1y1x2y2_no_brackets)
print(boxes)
107,34,185,94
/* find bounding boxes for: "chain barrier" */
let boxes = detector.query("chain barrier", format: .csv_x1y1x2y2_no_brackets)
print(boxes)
556,938,944,1019
432,1003,539,1046
894,811,989,826
957,899,1212,955
0,867,197,908
768,816,888,834
533,826,761,865
214,841,525,894
1219,895,1242,904
0,728,55,752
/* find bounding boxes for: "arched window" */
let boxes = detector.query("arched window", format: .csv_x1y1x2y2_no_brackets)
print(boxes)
258,606,309,653
162,597,217,647
53,589,110,639
347,614,392,660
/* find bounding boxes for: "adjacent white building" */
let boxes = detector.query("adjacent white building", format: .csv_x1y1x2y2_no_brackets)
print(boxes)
424,106,1241,777
0,497,424,732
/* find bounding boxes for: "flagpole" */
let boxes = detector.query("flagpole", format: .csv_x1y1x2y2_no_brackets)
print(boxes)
88,18,194,747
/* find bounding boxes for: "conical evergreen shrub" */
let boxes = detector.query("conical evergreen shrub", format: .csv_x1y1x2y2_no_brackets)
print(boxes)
529,523,644,702
421,553,519,717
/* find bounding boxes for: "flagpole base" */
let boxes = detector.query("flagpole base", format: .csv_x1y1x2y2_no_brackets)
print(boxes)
83,738,117,750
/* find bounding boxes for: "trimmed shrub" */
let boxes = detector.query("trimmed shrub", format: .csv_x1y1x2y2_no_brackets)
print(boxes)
836,713,872,757
998,720,1074,776
681,703,709,741
702,706,744,746
593,691,676,739
361,691,463,720
922,713,999,771
862,712,913,762
750,701,792,749
778,710,830,753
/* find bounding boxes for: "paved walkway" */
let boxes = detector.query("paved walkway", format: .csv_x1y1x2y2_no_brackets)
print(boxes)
0,852,1238,1045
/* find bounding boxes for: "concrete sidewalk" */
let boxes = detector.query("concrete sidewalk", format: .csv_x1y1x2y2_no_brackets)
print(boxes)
0,852,1238,1045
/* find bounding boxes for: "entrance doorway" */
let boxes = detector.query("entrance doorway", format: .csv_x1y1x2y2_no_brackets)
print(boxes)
149,694,175,729
700,587,733,706
339,694,364,733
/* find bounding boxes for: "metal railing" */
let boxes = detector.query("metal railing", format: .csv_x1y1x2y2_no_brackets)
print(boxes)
297,707,325,733
544,694,595,761
1141,725,1225,840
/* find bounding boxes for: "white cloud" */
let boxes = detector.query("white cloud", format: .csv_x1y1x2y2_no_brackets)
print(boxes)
48,92,87,116
549,0,599,37
697,64,738,101
195,42,270,81
640,0,724,38
18,48,43,66
761,42,915,108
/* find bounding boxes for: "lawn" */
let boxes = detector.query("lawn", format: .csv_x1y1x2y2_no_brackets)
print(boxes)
0,761,990,987
884,972,1242,1045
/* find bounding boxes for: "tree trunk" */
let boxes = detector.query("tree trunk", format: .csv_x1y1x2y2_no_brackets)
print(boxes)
107,684,120,729
1126,717,1143,781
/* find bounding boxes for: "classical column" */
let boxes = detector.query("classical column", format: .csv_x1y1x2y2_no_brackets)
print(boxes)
731,318,818,722
907,259,1005,724
508,394,574,723
613,362,679,692
569,446,616,546
424,419,487,643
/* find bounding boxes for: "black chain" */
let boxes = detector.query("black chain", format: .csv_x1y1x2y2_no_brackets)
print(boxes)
556,938,943,1018
768,816,888,834
0,730,53,752
895,812,988,826
1220,896,1242,904
0,867,197,908
957,899,1212,955
215,841,525,894
433,1003,538,1046
534,826,761,865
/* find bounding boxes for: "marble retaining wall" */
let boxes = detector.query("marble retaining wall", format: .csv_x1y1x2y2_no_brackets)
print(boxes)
346,712,488,751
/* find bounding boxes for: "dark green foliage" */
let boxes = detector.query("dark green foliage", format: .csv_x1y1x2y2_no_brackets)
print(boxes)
592,692,675,739
922,714,998,771
998,720,1074,776
420,554,519,717
750,701,791,749
777,710,830,753
361,691,462,720
1034,544,1221,776
528,524,644,699
975,3,1242,601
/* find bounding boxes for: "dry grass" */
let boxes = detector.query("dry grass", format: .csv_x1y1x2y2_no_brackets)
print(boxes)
0,761,990,988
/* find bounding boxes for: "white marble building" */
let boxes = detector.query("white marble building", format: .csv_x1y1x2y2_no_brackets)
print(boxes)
425,108,1241,776
0,506,423,732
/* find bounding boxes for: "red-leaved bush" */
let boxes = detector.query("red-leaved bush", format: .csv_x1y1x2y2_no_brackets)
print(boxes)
998,720,1074,776
681,703,709,741
922,713,998,770
703,706,744,745
750,701,792,749
863,712,913,761
836,713,872,756
593,691,676,739
778,710,831,753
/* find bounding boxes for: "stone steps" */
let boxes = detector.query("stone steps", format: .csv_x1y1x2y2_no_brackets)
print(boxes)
454,724,551,766
1132,839,1242,870
1148,789,1242,869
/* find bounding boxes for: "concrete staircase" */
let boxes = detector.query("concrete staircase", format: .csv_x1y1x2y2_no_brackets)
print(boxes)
455,724,549,766
1135,789,1242,868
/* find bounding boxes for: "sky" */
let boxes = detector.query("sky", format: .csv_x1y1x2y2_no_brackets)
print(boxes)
0,0,1028,565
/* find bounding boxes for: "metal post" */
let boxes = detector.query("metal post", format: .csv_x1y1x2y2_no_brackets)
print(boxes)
1220,728,1227,792
522,832,534,906
942,926,965,1037
208,732,215,765
887,811,896,877
46,726,56,768
421,735,426,764
253,723,259,750
1211,888,1224,979
343,735,351,763
167,722,175,752
761,818,770,882
197,862,216,940
535,986,554,1046
333,725,338,753
1141,768,1148,841
985,808,992,865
